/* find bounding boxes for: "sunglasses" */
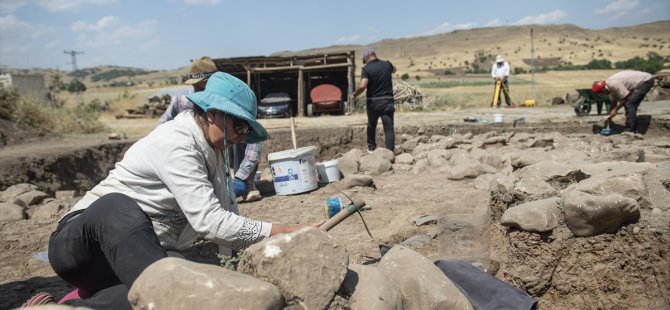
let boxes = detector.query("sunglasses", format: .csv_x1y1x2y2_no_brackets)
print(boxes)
231,117,250,136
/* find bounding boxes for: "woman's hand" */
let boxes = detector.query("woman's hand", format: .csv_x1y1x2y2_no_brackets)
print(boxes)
270,220,325,236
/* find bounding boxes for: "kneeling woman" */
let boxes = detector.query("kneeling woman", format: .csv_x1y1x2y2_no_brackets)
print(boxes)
46,72,321,309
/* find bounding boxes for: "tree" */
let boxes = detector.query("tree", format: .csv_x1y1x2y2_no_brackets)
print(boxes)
67,79,87,93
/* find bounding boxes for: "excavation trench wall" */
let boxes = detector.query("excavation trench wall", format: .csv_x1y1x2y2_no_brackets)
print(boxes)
1,120,668,195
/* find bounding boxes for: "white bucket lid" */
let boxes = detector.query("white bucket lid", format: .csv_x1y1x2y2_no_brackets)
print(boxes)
321,159,339,167
268,146,316,162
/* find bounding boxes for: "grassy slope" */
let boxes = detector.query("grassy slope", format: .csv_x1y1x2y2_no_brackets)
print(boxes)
4,21,668,112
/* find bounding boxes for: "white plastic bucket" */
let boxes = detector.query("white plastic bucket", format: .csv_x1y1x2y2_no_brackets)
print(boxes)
316,159,340,184
268,146,318,195
493,114,503,123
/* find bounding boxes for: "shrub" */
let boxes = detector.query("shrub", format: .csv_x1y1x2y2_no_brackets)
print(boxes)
0,87,19,120
614,52,667,74
14,96,53,131
67,79,87,93
401,73,409,80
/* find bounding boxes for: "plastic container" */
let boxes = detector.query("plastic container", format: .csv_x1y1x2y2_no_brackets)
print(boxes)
316,159,340,184
493,113,504,123
438,204,491,271
267,146,318,195
324,196,343,218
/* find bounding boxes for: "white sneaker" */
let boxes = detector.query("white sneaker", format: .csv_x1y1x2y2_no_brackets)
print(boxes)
245,190,262,202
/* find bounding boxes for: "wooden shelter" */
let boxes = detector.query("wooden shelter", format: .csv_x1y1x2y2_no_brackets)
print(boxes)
212,51,356,117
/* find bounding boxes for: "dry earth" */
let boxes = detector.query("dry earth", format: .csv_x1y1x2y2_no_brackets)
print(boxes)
1,101,669,309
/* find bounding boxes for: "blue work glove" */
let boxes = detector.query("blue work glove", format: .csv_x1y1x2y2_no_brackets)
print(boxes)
233,178,247,197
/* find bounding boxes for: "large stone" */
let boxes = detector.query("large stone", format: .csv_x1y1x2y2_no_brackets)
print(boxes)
14,190,49,207
32,199,69,224
513,178,556,198
378,246,472,310
509,132,534,145
359,153,392,176
340,264,404,310
429,134,449,143
0,202,25,223
55,190,77,200
563,190,640,237
443,163,496,180
474,173,516,192
515,161,587,183
411,158,431,175
427,149,450,167
129,257,283,310
411,143,437,157
1,183,38,201
643,170,670,210
573,173,647,206
372,148,395,163
501,197,561,232
593,148,645,163
238,228,348,310
339,149,363,177
341,174,374,189
399,137,423,153
395,153,414,165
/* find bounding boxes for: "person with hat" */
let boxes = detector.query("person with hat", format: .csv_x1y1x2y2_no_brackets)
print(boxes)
592,70,654,133
157,56,263,202
491,55,513,108
42,72,323,309
350,49,397,153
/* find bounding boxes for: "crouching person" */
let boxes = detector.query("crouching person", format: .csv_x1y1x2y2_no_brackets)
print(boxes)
39,73,321,309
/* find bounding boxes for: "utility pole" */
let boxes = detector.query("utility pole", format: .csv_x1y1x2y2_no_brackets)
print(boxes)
63,50,84,71
530,28,536,100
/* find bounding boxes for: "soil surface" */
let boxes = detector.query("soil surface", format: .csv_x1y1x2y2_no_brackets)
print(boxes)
1,101,669,309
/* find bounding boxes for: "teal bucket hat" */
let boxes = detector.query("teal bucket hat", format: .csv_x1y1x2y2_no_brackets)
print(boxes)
186,72,268,143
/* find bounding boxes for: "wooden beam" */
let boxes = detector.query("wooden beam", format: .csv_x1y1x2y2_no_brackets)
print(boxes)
297,69,304,117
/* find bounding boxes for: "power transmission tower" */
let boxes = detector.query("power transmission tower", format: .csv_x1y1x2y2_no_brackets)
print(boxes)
63,50,84,71
530,28,536,100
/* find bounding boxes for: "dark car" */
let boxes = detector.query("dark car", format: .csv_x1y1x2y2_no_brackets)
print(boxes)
257,92,293,118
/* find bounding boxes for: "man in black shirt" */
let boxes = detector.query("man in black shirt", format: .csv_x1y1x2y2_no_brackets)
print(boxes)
351,49,396,153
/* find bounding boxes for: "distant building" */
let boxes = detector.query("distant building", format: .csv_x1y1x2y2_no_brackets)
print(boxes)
0,73,49,105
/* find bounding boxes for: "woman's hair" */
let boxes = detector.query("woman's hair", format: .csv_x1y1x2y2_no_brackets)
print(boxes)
192,102,207,118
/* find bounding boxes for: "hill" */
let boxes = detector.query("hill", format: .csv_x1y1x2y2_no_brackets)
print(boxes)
2,21,668,85
274,21,670,77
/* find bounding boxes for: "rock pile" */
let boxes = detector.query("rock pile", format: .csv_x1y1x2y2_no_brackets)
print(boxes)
0,184,74,224
130,228,474,310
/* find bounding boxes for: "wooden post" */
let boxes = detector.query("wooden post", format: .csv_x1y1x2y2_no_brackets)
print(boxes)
297,69,304,117
348,52,356,112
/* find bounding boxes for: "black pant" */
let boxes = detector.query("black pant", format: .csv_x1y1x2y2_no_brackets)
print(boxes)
494,79,512,107
48,193,167,309
366,99,395,151
623,79,653,133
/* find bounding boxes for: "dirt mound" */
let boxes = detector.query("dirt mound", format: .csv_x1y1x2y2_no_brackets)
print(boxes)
0,118,52,147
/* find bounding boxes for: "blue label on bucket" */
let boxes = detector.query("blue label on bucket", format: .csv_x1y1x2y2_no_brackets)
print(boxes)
274,174,299,182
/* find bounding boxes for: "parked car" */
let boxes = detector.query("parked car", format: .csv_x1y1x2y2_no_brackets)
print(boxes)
257,92,293,118
307,84,346,116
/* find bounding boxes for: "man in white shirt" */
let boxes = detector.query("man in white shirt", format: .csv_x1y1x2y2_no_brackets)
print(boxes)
491,55,513,108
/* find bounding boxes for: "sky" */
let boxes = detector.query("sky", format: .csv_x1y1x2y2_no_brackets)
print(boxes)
1,0,669,70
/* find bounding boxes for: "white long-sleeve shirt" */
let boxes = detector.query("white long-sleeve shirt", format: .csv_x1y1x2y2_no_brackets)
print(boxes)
491,62,510,79
69,110,272,250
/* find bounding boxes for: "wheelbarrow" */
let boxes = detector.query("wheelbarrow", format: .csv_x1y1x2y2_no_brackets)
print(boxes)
573,88,611,116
